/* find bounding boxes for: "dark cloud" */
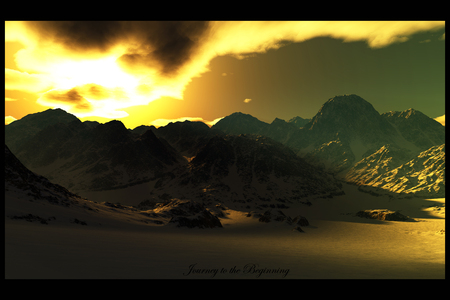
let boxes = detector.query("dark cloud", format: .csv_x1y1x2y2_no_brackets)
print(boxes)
84,84,110,100
28,21,123,52
26,21,211,76
40,88,92,111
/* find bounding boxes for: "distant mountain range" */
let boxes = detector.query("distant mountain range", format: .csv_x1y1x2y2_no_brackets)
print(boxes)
212,94,445,197
5,94,445,200
7,116,186,192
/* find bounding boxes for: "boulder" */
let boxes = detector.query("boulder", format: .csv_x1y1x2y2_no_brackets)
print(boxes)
258,210,272,223
258,209,310,230
155,199,223,228
355,209,414,221
292,215,309,226
292,226,305,233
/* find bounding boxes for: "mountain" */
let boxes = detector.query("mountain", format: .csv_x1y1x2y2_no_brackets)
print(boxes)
5,144,84,207
210,94,445,197
5,113,185,192
345,144,445,197
288,116,311,128
212,113,300,145
284,94,410,171
150,134,344,210
298,94,396,145
344,144,419,186
212,112,269,135
5,144,223,228
213,96,382,173
381,108,445,151
264,118,299,144
6,94,444,200
152,120,224,158
5,108,79,153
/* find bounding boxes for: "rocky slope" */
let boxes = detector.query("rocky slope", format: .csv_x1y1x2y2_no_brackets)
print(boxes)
213,95,414,173
6,114,185,192
5,108,79,153
149,134,344,211
5,144,84,207
151,120,224,157
213,94,445,182
5,144,224,229
381,108,445,151
345,144,445,197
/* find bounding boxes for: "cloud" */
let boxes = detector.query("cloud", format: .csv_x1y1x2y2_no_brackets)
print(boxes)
5,68,53,93
5,97,17,101
5,116,17,125
18,21,210,76
244,98,252,103
434,114,445,126
149,116,223,128
37,84,134,118
5,21,445,119
38,88,92,112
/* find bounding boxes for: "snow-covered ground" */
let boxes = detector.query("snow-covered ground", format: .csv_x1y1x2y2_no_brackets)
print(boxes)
5,183,444,279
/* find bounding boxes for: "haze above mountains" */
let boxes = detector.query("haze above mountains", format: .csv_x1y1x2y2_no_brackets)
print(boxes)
5,94,445,207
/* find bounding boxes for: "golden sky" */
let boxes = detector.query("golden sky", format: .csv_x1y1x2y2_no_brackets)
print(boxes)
5,21,445,128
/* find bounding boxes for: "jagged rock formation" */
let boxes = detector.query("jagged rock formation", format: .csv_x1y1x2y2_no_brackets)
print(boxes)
151,134,343,209
5,144,83,207
355,209,414,221
381,108,445,150
346,144,445,197
284,94,409,172
5,108,79,153
288,116,311,128
258,209,310,232
213,95,428,174
212,95,445,198
5,114,184,192
212,112,269,136
151,120,224,157
5,144,225,229
153,199,223,228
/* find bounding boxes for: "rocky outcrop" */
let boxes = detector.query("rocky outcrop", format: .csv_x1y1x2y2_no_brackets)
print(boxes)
382,108,445,151
153,199,223,228
355,209,414,221
346,144,445,197
5,144,83,207
5,111,185,192
152,134,343,209
258,210,309,231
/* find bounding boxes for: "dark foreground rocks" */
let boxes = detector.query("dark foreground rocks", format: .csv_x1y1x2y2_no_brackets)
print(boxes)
154,199,223,228
355,209,415,222
258,209,309,232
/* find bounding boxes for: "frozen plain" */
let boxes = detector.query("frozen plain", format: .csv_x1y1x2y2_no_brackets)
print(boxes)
5,183,445,279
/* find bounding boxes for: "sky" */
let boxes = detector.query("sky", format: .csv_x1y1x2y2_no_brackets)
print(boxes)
5,21,445,128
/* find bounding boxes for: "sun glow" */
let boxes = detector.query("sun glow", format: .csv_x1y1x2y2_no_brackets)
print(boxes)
49,56,136,90
32,53,188,119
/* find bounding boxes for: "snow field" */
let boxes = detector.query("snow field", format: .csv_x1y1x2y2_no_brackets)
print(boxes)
5,183,444,279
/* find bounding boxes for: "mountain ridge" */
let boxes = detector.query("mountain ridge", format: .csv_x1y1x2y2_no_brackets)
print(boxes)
5,94,444,199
